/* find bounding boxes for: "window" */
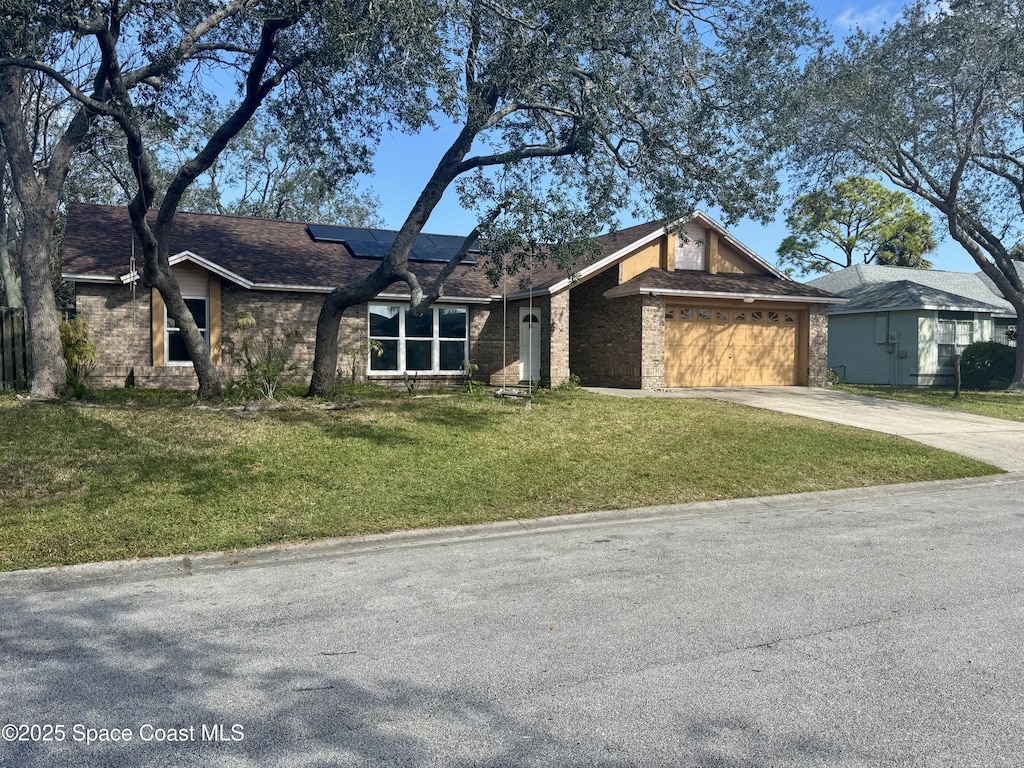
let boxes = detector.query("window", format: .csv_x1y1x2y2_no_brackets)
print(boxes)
937,317,974,369
166,298,209,364
368,303,468,374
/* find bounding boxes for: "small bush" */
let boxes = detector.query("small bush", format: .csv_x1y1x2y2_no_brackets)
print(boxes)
59,317,96,397
826,368,845,386
554,373,582,391
959,341,1016,390
229,312,304,400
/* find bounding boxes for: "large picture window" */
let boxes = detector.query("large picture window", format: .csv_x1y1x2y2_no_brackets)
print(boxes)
166,297,209,364
368,304,468,374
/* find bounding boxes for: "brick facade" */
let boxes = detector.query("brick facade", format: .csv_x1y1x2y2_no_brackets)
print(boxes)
73,249,831,392
569,269,665,388
75,281,366,389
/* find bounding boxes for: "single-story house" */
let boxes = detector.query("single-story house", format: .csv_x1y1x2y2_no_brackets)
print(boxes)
807,264,1018,386
62,203,840,390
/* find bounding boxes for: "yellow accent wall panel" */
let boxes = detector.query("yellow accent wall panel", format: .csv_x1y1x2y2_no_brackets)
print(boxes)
209,277,222,365
619,239,665,283
712,238,769,275
151,288,165,365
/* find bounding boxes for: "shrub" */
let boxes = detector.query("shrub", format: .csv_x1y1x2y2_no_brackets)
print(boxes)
229,312,304,400
59,317,96,397
959,341,1015,390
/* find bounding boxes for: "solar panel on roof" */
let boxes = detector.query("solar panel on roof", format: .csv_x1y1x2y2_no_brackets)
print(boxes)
346,241,392,258
307,223,479,264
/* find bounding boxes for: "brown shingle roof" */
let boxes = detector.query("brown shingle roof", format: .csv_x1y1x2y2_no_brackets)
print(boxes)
61,203,511,299
608,267,841,302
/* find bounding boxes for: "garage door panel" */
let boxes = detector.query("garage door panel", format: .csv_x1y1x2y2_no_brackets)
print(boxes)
665,304,801,387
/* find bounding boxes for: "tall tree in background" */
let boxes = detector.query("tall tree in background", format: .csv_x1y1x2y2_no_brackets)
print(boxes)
795,0,1024,388
777,176,936,276
0,2,260,397
306,0,823,395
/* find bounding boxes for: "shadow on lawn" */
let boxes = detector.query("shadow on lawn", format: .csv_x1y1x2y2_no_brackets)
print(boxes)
0,581,874,768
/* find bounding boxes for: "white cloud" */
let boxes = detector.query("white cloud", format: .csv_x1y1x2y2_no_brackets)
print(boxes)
834,4,897,30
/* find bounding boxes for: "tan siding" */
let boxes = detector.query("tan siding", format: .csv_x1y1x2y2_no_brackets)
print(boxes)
173,262,210,296
711,238,769,275
209,277,222,365
151,288,165,365
618,240,664,283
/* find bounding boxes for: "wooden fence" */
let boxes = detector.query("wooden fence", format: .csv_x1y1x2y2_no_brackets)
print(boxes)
0,307,31,391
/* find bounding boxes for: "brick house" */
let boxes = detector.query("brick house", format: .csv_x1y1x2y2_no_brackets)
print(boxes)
61,203,839,390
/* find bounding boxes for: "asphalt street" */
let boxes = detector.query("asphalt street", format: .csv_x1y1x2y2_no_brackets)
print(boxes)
2,473,1024,767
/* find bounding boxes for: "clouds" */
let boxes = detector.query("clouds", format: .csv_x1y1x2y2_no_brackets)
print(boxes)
834,4,897,30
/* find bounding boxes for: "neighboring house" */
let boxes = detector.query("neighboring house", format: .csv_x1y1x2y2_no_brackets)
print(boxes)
61,203,840,390
807,264,1018,386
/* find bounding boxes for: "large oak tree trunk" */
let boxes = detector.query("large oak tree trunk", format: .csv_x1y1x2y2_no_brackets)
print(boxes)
18,208,64,398
308,298,345,396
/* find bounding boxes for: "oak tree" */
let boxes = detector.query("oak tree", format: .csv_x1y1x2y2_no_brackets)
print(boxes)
306,0,823,395
794,0,1024,388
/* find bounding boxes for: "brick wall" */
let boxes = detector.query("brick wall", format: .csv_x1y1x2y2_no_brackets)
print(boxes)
74,281,366,389
548,291,570,386
471,295,571,388
569,269,645,388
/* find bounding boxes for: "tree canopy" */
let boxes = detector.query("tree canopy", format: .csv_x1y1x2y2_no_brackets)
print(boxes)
1,0,440,397
3,0,823,398
304,0,824,394
777,176,935,276
793,0,1024,387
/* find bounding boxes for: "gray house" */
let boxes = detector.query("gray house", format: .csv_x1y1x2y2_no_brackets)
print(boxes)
808,264,1017,386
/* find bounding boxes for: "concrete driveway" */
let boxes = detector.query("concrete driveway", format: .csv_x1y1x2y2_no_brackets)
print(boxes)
587,386,1024,472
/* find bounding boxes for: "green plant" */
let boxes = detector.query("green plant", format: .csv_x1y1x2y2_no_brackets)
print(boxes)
403,371,420,393
59,316,97,397
960,341,1015,391
554,373,582,391
826,368,845,386
230,312,304,400
462,358,487,394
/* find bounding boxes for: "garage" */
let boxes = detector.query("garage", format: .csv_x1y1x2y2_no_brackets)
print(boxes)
664,303,806,387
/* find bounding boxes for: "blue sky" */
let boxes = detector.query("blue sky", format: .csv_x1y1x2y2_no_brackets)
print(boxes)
359,0,980,276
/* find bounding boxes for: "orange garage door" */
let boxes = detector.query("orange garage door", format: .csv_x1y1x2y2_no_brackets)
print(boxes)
664,305,801,387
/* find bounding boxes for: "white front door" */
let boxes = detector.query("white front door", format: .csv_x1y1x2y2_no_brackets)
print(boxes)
520,308,541,382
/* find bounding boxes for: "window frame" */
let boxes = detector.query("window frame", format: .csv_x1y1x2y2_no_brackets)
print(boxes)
367,302,468,376
936,316,975,370
165,296,210,366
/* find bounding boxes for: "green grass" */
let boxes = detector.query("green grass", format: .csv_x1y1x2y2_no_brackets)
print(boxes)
836,384,1024,422
0,388,1000,572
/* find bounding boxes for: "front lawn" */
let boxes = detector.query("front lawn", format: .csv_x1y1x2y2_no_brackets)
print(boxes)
835,384,1024,422
0,389,999,571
